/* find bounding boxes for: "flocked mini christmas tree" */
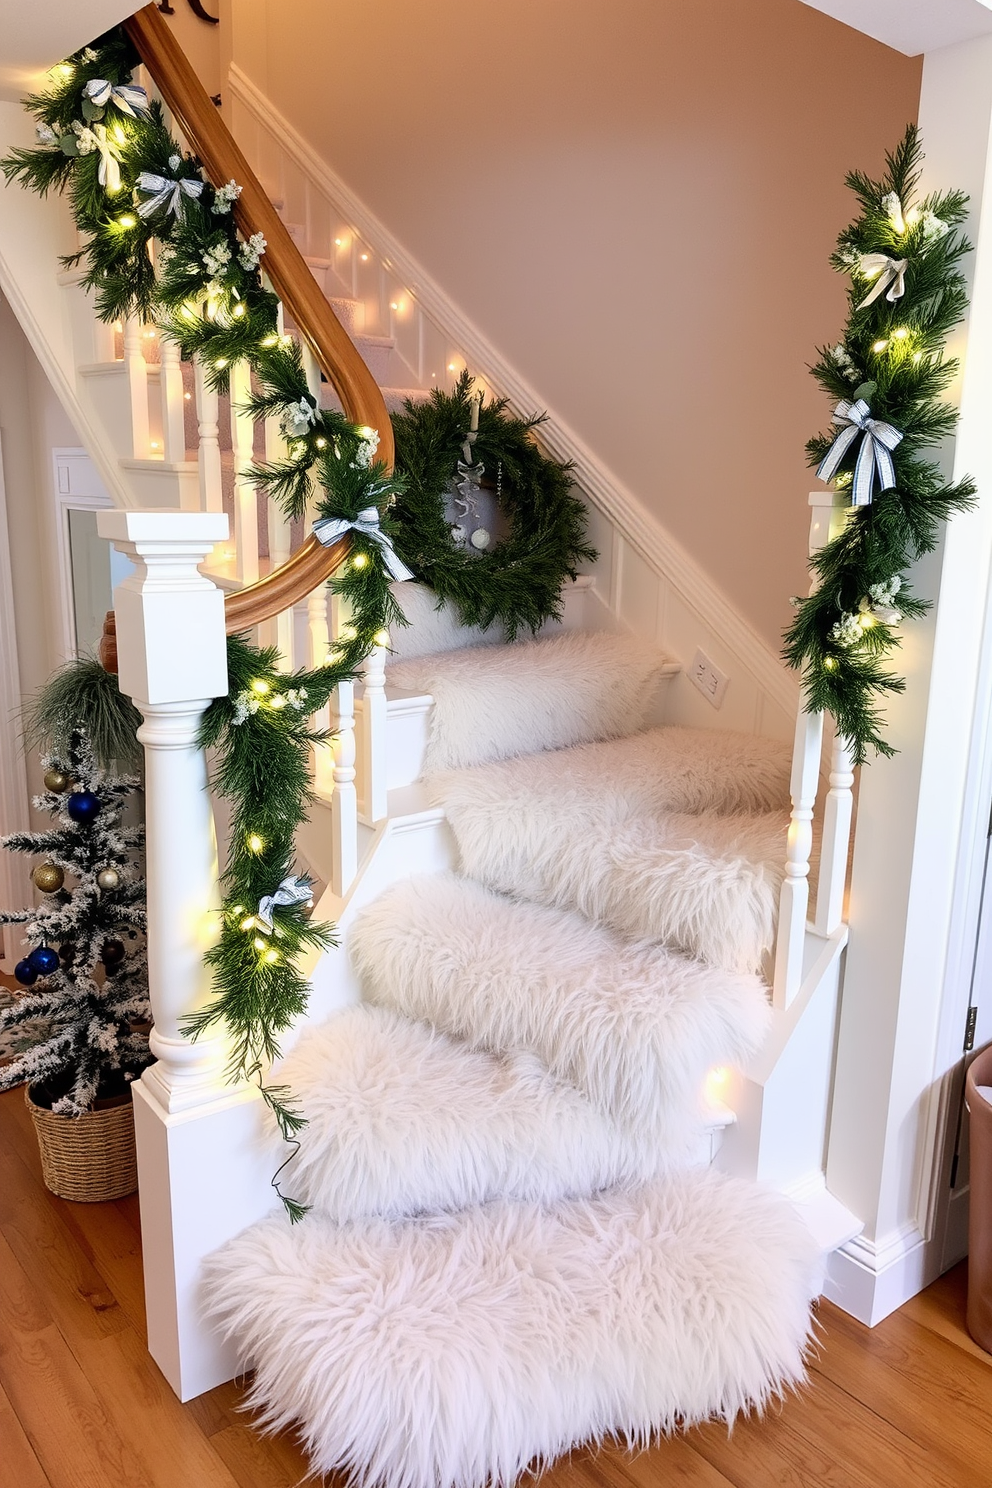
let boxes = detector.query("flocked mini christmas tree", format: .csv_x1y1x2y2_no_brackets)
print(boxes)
0,730,150,1113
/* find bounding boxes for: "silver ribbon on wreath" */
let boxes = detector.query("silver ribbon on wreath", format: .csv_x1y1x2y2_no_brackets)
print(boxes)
816,399,903,507
257,875,313,933
857,253,908,309
312,506,414,581
83,79,150,118
136,170,205,220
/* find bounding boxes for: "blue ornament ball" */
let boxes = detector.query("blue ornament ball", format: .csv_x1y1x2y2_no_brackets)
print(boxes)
27,944,59,976
66,790,101,824
14,958,37,986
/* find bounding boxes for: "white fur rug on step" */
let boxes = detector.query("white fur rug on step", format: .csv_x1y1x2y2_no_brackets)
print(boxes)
388,631,673,772
275,1005,661,1222
204,1168,819,1488
431,723,793,820
434,759,791,972
351,874,770,1139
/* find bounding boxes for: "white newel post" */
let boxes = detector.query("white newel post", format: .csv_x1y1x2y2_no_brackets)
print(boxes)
97,510,276,1403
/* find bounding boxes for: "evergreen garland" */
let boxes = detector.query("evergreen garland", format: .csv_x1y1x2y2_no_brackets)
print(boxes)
784,126,976,763
390,374,596,638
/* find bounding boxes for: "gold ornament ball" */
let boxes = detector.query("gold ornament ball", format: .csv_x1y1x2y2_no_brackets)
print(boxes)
43,769,70,793
96,867,121,892
32,862,64,893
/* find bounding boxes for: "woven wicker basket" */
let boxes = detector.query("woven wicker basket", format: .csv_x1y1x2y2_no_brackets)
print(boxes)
26,1086,137,1202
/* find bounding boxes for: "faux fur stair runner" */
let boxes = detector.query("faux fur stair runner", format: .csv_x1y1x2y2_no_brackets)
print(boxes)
205,631,819,1488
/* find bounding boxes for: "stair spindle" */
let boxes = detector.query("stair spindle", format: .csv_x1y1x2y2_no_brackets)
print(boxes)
264,411,295,668
194,358,224,514
229,361,259,586
123,314,150,457
159,334,187,469
358,637,388,825
773,704,823,1009
814,731,855,935
308,581,335,798
328,591,359,896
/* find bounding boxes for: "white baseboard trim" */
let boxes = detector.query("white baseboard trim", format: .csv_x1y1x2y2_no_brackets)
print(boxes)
227,64,797,724
823,1221,930,1325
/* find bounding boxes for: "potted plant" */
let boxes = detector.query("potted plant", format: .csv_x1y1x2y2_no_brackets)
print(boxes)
0,729,149,1200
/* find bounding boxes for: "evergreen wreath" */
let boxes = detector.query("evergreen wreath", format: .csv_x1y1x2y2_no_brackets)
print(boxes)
784,126,976,764
390,374,596,638
3,26,412,1218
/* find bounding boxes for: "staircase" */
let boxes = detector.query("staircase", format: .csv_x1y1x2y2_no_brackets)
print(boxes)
203,631,819,1485
0,2,862,1435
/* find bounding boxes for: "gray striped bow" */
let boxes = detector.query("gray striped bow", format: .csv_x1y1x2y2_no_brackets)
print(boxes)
816,399,903,507
313,505,413,581
857,253,908,310
136,170,205,219
83,79,149,117
257,875,313,933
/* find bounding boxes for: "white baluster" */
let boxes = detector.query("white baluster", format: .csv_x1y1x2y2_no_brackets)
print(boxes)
229,361,259,585
773,705,823,1010
300,340,322,404
123,313,150,457
329,590,358,895
194,358,223,514
265,412,294,668
159,334,187,468
815,731,855,935
358,635,388,825
96,509,267,1402
308,582,335,798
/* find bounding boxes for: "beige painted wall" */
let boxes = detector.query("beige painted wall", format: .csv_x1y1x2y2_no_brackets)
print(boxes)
0,293,83,819
223,0,921,651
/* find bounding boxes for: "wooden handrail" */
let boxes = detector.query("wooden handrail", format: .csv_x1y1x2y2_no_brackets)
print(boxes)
123,5,393,634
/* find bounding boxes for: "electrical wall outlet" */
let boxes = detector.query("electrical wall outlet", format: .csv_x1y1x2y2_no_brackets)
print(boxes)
688,648,729,709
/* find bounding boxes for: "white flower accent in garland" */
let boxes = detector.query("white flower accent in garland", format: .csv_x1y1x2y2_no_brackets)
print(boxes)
201,239,232,277
921,209,949,242
351,426,380,469
862,575,902,625
830,343,860,384
212,179,242,214
281,397,319,440
238,232,266,270
830,611,864,648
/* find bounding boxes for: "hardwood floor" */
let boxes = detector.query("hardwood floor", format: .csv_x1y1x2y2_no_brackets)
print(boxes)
1,1082,990,1488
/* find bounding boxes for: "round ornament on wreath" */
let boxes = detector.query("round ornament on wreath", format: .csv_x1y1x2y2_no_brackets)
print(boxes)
66,790,101,824
389,373,596,638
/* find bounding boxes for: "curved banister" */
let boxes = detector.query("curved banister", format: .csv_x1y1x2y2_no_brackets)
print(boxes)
123,4,393,635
